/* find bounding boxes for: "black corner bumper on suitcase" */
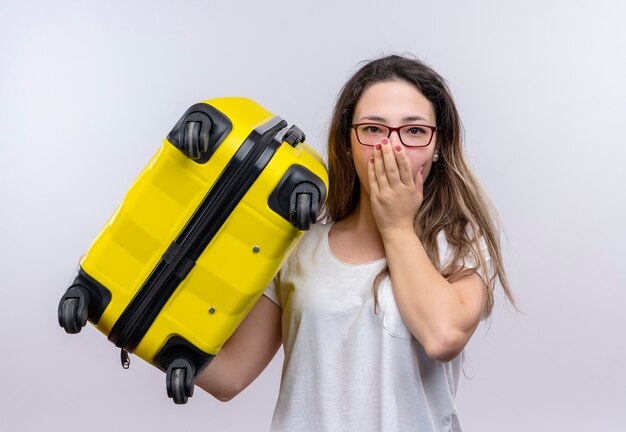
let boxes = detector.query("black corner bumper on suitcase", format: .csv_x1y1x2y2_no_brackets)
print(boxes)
58,268,112,333
167,103,233,163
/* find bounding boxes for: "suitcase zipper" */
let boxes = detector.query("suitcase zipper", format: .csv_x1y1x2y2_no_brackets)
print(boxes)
121,348,130,369
109,116,288,356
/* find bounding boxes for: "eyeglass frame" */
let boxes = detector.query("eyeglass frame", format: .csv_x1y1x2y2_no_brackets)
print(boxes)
351,122,438,147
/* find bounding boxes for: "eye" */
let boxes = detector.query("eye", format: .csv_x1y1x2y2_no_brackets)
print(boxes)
406,126,427,135
365,125,382,134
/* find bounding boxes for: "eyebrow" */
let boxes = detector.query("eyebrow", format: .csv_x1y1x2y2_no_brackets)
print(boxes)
358,115,431,123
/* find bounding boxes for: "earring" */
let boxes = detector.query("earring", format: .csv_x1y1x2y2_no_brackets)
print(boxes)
433,153,439,162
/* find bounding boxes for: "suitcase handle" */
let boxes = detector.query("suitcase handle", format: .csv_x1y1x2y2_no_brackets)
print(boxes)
283,125,306,147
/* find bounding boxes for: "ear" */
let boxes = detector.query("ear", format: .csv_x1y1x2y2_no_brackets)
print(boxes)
434,142,441,159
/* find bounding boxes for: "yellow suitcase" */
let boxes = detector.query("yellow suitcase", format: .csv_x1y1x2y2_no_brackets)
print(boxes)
58,97,328,403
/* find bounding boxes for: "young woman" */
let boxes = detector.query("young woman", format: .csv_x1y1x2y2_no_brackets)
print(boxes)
196,54,516,431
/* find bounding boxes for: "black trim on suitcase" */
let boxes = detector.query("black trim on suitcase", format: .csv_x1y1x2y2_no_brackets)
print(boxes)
153,335,215,375
167,103,233,163
268,164,328,225
108,116,288,354
61,268,113,325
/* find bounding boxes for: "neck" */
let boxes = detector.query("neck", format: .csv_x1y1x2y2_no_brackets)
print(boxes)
328,188,387,263
340,190,381,238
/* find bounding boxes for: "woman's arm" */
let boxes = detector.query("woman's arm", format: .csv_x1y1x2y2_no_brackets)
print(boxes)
195,295,282,401
368,140,485,362
381,230,485,362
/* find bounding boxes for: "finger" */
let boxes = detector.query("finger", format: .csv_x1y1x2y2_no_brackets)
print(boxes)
393,144,414,186
373,143,389,189
367,155,379,197
380,138,401,187
414,166,425,194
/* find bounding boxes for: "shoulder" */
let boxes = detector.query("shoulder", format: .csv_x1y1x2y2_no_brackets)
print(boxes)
436,226,493,283
308,220,332,237
294,221,329,253
436,226,491,264
279,221,330,273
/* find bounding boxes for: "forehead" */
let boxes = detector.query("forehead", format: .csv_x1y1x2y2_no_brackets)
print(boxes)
353,80,436,124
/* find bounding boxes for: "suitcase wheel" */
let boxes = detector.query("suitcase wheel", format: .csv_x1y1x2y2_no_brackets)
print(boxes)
166,357,196,404
58,287,90,334
294,193,312,231
183,121,204,160
170,368,188,404
287,180,320,231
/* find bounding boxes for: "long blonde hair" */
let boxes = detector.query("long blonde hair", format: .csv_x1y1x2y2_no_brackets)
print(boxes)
321,55,516,317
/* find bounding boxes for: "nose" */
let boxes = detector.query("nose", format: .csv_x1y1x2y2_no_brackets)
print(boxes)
387,130,403,145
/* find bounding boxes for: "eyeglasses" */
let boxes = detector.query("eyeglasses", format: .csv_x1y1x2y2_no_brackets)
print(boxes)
351,122,437,147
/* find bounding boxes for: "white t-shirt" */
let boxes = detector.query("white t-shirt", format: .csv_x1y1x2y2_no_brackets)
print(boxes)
263,222,490,432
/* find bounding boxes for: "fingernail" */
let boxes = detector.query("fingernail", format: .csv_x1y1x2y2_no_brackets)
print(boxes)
369,157,374,163
395,145,402,152
382,138,389,145
375,144,381,151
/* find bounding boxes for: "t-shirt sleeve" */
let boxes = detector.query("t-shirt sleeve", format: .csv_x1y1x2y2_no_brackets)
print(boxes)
437,230,494,285
262,276,281,307
464,234,493,284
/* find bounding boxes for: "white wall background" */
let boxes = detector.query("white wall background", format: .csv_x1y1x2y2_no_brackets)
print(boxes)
1,0,625,430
